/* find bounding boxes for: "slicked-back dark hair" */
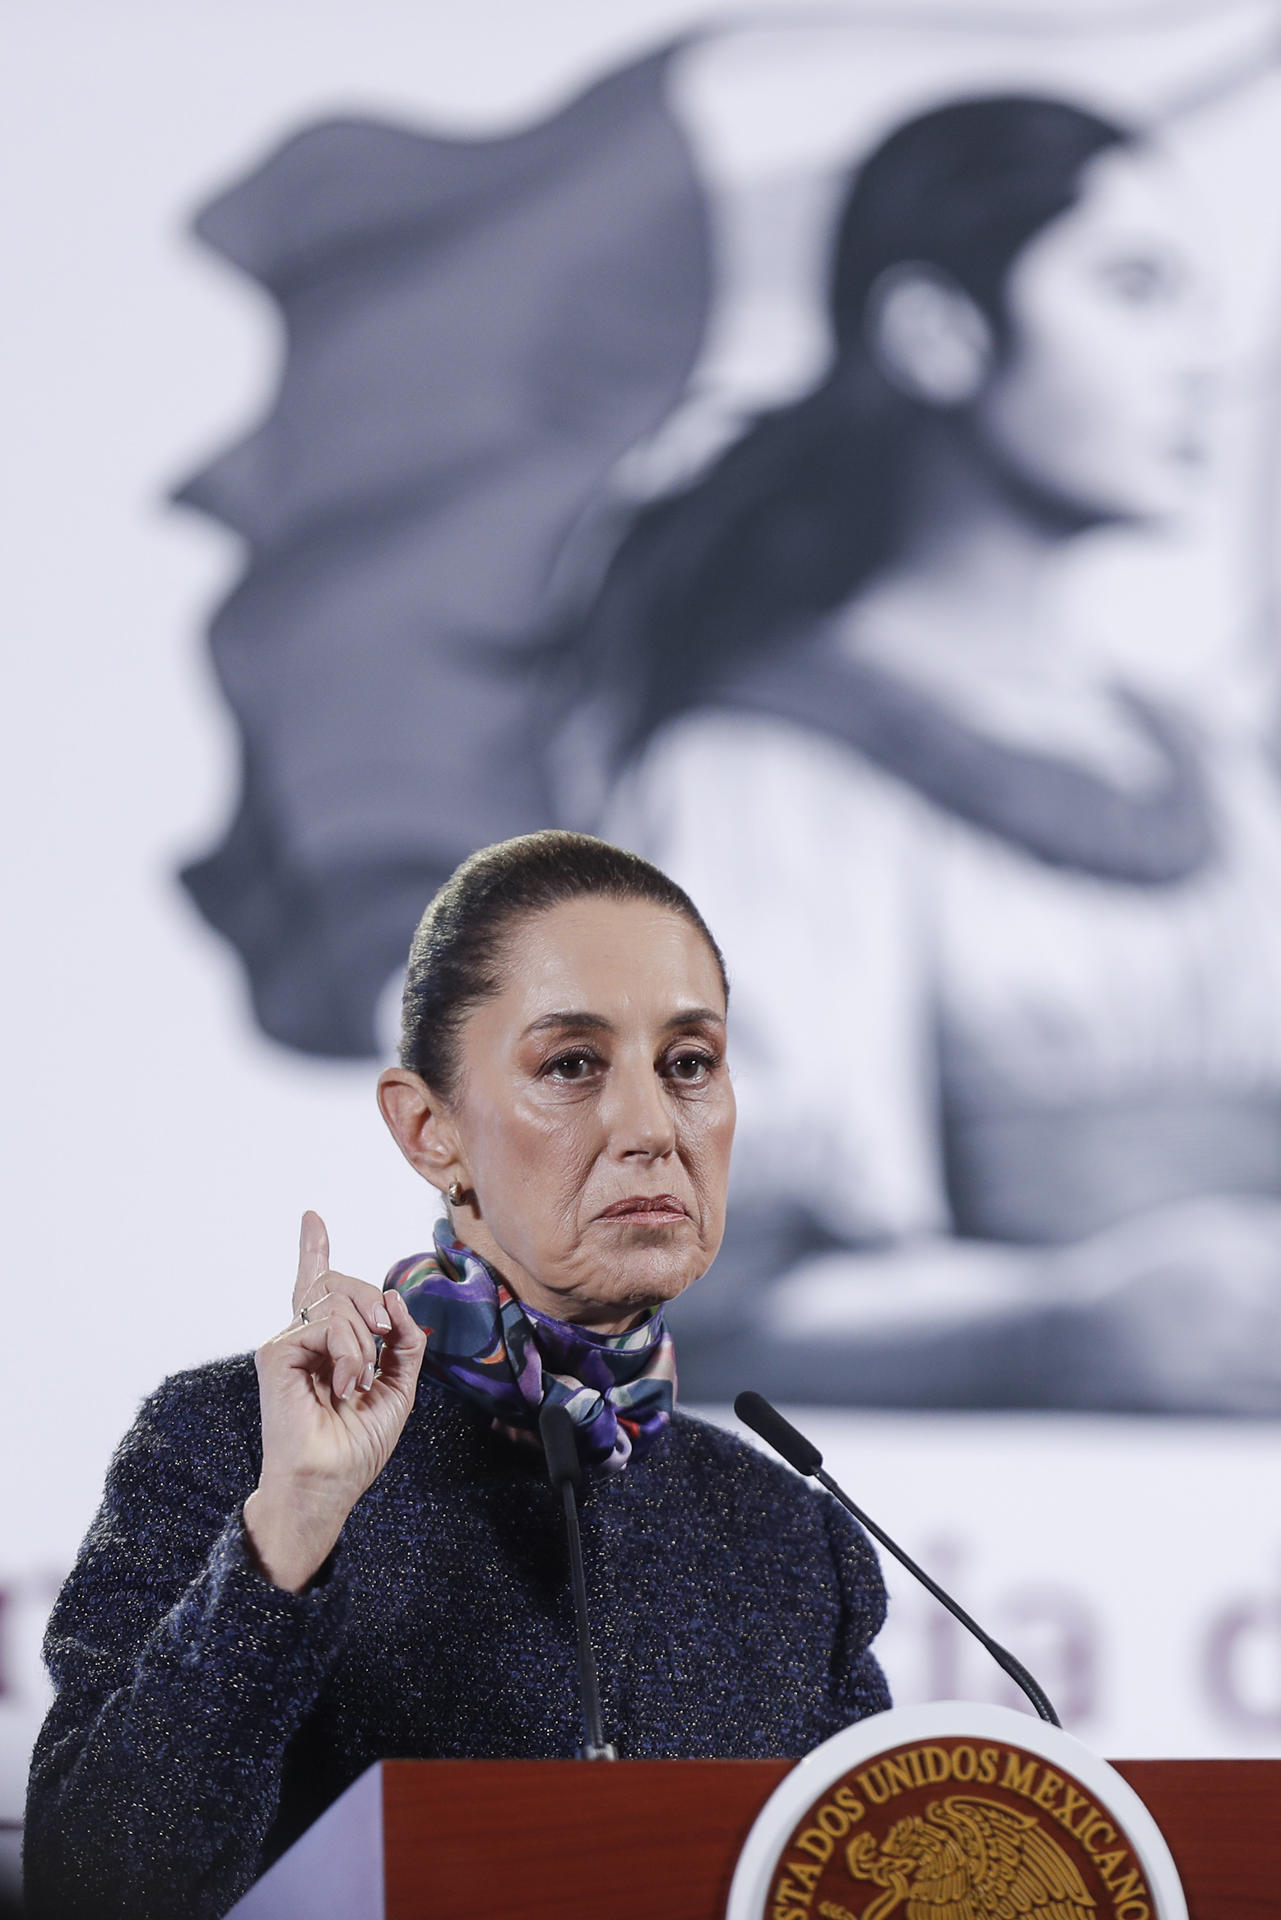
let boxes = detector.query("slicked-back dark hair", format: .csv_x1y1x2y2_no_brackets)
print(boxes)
399,829,729,1097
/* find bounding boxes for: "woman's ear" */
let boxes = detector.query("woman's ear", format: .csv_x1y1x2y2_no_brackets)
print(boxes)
865,263,994,406
376,1067,463,1193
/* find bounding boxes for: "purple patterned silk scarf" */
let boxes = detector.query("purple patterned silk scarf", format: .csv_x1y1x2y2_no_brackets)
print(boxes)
385,1220,677,1473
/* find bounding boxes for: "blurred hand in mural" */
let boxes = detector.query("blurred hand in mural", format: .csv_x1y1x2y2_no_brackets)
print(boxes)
1054,1196,1281,1414
243,1211,426,1590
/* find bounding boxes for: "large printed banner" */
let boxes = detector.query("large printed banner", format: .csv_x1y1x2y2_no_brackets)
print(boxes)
177,2,1281,1420
8,0,1281,1873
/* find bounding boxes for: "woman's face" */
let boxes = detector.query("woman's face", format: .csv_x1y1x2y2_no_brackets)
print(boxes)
397,896,735,1332
972,144,1212,525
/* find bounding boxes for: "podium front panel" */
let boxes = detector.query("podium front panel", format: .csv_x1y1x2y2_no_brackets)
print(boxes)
231,1756,1281,1920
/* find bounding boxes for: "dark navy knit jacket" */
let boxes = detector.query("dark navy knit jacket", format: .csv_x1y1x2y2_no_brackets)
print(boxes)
24,1356,889,1919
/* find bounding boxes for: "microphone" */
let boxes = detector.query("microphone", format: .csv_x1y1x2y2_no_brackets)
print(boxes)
539,1403,618,1759
733,1390,1061,1727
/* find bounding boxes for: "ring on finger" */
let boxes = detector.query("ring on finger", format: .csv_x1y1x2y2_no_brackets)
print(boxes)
297,1287,330,1328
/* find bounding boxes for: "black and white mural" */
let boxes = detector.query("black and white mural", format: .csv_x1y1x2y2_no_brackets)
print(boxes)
181,14,1281,1414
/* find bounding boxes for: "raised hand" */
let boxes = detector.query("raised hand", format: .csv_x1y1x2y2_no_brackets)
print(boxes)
243,1211,426,1591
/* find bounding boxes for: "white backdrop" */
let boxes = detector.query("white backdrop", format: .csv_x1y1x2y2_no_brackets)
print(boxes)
7,0,1281,1876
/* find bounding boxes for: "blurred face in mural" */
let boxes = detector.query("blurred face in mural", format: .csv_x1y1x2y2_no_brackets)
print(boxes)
981,144,1210,524
873,143,1212,529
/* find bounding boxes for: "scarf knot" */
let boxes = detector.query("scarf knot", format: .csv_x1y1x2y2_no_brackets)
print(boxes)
385,1221,676,1472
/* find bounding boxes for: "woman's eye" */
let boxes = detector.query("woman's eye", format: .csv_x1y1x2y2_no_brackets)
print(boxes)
666,1049,719,1084
543,1048,602,1082
1099,256,1177,305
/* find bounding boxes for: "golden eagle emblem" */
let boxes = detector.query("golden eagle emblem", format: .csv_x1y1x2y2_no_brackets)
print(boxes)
842,1794,1096,1920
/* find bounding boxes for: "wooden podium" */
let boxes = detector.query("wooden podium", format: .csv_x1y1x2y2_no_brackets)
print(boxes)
229,1756,1281,1920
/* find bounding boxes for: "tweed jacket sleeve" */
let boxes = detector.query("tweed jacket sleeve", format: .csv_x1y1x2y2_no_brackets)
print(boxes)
23,1361,350,1920
822,1496,893,1730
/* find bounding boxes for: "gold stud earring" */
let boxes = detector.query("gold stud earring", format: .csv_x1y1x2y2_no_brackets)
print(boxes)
446,1179,466,1207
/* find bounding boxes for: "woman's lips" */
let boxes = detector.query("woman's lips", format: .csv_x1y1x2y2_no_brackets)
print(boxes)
596,1195,687,1221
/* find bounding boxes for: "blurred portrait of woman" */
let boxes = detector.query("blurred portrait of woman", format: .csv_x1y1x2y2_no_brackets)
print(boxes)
580,92,1281,1414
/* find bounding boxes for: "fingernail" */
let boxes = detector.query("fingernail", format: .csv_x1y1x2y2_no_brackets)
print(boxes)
374,1307,392,1331
360,1362,375,1392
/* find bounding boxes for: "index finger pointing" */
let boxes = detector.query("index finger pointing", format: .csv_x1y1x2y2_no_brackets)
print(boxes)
297,1209,331,1298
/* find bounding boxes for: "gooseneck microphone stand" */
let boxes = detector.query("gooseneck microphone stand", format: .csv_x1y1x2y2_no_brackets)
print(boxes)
735,1390,1061,1727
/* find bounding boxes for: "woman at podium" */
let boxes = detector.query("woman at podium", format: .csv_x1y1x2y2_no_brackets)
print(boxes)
24,832,889,1920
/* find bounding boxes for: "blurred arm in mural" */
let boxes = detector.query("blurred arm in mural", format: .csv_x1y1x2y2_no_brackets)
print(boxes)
592,86,1281,1414
178,16,1281,1414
